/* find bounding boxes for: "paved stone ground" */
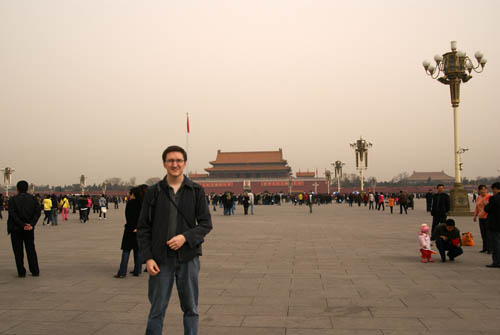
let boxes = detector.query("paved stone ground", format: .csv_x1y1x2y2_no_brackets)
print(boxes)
1,199,500,335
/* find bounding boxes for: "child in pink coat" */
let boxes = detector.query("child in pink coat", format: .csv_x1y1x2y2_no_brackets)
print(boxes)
419,224,435,263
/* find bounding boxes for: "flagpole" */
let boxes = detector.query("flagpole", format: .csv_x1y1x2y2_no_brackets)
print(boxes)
186,113,190,175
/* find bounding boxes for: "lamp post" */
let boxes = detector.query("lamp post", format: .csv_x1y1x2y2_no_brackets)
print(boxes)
422,41,486,216
2,167,15,197
350,137,372,193
288,173,293,195
325,170,332,195
80,174,87,196
30,183,35,195
102,182,107,195
332,160,345,194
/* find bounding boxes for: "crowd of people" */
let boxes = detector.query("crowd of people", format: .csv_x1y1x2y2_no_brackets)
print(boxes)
2,164,500,334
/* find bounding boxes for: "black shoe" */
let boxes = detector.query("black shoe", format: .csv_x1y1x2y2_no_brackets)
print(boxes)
441,257,446,263
449,257,455,261
486,264,500,268
479,250,487,253
32,273,39,277
487,251,492,254
132,273,139,277
113,274,125,278
18,274,26,278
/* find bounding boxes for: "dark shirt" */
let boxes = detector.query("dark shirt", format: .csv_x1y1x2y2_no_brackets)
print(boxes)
485,193,500,232
166,182,185,257
431,192,450,217
7,193,41,234
433,224,461,246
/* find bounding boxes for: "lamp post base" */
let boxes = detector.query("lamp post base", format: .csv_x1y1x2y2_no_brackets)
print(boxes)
449,183,473,216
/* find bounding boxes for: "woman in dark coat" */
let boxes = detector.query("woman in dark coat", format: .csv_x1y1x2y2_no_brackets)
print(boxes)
114,186,144,278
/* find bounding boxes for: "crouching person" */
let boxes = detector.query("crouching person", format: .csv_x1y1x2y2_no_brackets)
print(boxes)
434,219,463,262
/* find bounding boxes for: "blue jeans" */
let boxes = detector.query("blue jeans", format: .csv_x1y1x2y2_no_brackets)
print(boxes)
146,256,200,335
250,203,254,215
117,249,141,276
52,209,58,225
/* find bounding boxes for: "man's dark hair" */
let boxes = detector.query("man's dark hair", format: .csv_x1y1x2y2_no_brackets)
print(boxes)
445,219,456,226
478,184,487,191
16,180,29,193
162,145,187,162
437,184,444,188
492,182,500,190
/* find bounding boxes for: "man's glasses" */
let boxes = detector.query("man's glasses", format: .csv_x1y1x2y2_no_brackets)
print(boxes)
165,159,185,165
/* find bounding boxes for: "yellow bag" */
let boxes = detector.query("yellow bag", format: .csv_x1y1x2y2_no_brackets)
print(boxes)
461,232,474,247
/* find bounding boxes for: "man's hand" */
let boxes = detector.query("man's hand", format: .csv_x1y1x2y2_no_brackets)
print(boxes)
24,224,33,231
167,235,186,251
146,259,160,276
440,236,448,240
473,216,477,222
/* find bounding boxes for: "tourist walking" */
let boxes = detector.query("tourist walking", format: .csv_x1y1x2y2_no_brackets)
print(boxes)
99,194,107,220
78,195,88,223
248,191,254,215
242,192,250,215
388,194,395,214
51,194,58,226
114,187,144,278
485,182,500,268
59,195,70,221
368,192,375,210
137,145,212,335
399,191,408,214
474,185,491,253
431,184,450,237
7,181,41,277
42,194,52,225
378,193,385,211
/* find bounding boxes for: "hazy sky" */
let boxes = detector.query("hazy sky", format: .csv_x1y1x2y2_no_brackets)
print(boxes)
1,0,499,186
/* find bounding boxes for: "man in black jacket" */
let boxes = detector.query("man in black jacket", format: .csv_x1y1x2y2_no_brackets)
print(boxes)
485,182,500,268
137,145,212,335
431,184,450,238
7,180,41,277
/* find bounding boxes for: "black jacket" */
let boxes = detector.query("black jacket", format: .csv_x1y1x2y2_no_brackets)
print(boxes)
121,198,141,250
7,193,41,234
431,193,450,217
485,193,500,232
137,176,212,264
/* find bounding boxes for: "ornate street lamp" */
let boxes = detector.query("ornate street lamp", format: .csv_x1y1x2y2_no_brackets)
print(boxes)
332,160,345,194
324,170,332,195
102,182,107,195
80,174,87,195
422,40,486,216
350,137,372,193
2,167,15,197
30,183,35,195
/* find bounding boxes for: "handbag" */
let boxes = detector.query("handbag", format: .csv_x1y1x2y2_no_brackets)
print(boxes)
461,232,474,246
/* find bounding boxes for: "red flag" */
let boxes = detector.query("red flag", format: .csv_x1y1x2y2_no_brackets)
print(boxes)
187,114,190,133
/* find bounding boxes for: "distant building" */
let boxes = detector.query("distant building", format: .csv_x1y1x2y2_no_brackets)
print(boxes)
296,171,315,178
405,171,454,185
204,149,292,179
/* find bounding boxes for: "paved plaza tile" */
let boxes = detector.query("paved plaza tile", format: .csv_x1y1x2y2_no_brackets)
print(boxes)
1,199,500,334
